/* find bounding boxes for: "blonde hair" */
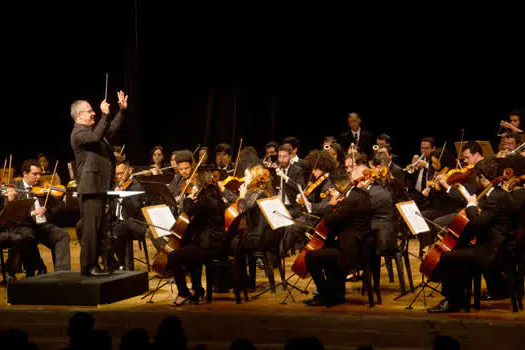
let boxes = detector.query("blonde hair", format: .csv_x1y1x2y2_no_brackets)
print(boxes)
247,164,273,195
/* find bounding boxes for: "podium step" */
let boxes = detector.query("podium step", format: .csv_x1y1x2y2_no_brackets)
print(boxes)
7,271,149,306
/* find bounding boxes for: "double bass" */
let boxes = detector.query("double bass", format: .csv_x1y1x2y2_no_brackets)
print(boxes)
291,167,387,278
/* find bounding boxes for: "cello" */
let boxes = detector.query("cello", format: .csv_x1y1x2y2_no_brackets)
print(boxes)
291,167,387,278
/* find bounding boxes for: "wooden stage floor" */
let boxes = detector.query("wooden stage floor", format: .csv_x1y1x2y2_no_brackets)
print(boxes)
1,229,525,349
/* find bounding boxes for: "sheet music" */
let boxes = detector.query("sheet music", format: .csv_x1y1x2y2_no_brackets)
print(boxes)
257,196,294,230
107,190,145,198
144,205,175,237
396,201,430,235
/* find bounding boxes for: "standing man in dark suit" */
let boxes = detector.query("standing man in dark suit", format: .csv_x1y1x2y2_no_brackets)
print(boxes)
70,90,128,276
341,112,373,156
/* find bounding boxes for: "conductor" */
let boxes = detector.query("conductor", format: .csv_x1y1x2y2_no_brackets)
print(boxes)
70,90,128,276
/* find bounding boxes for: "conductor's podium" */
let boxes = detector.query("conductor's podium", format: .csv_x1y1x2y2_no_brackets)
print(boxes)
7,270,148,306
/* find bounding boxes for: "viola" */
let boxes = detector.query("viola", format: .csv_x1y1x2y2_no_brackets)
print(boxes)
443,165,475,186
297,173,329,204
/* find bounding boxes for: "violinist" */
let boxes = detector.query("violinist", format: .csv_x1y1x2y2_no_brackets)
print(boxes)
427,158,512,313
229,164,276,294
168,150,197,213
110,160,147,269
281,150,336,258
424,142,485,254
418,148,463,257
273,144,304,218
303,167,372,307
371,146,408,204
5,159,71,277
166,169,229,306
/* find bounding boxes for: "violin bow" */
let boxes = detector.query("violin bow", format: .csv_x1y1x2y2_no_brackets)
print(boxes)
351,143,356,173
104,72,109,100
232,138,243,177
456,128,465,169
118,144,125,157
305,152,320,189
6,154,12,185
44,160,59,208
1,157,6,184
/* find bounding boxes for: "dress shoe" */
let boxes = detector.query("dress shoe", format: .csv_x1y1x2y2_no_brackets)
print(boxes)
481,293,509,301
173,295,190,306
427,300,461,313
37,265,48,275
303,295,326,307
83,266,110,277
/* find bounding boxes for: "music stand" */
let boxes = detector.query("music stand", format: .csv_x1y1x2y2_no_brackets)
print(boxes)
135,172,174,185
251,196,310,303
137,180,178,210
0,199,36,226
392,201,438,307
104,190,146,273
134,180,179,303
0,199,35,283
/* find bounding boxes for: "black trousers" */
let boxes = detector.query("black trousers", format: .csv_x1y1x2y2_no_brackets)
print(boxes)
419,209,456,250
79,193,108,274
11,223,71,272
282,215,318,257
167,246,224,298
112,218,146,265
305,248,346,299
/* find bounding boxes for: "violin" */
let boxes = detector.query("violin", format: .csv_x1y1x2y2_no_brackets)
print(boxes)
297,173,329,204
426,166,450,191
32,182,67,198
443,165,475,186
116,178,132,191
219,176,244,195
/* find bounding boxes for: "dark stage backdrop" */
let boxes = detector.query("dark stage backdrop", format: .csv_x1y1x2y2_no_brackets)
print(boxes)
3,2,524,183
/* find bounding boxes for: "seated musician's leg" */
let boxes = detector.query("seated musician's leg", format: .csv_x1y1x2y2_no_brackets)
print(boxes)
37,223,71,271
304,248,342,306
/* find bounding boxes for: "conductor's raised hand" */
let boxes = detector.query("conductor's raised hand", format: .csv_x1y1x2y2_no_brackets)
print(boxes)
100,99,110,115
117,90,128,110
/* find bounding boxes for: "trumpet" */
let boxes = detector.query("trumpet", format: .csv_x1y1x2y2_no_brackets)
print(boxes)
404,154,425,174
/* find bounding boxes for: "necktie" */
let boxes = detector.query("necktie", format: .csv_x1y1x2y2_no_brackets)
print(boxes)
354,132,359,144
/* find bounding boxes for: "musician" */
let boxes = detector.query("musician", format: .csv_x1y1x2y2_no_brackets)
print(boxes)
263,141,279,159
376,133,391,146
427,158,512,313
70,90,127,276
150,145,165,169
282,136,305,169
324,142,346,169
5,159,70,275
273,144,304,218
112,145,126,163
214,143,234,177
322,136,338,150
406,137,437,205
110,160,147,269
340,112,373,156
499,109,524,149
303,168,372,307
198,146,209,165
167,169,228,306
37,153,62,185
230,164,276,294
371,147,408,204
418,148,462,256
281,150,336,257
167,150,195,213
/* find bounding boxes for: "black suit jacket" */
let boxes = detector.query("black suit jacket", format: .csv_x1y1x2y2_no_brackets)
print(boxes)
323,188,372,272
460,187,511,267
70,110,124,194
272,164,304,210
341,129,373,155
